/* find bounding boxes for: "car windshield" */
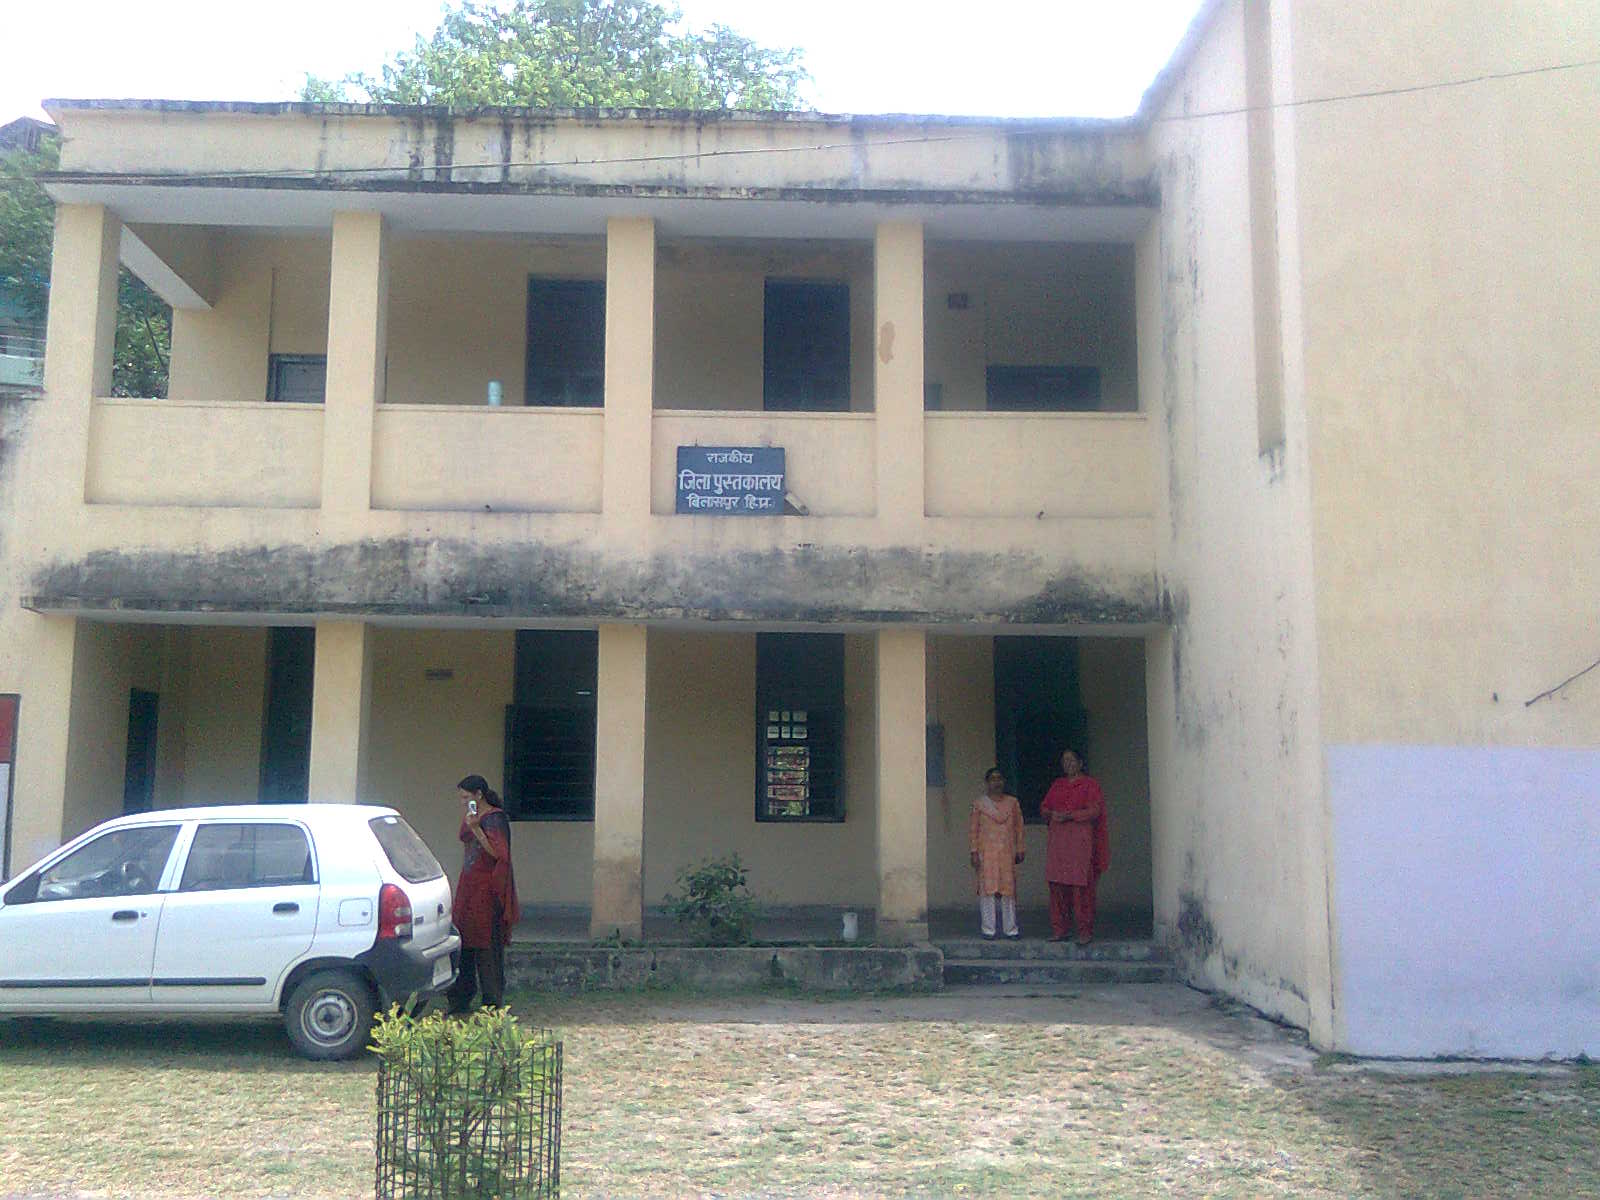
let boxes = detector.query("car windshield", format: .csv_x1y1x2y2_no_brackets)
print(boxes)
368,815,444,884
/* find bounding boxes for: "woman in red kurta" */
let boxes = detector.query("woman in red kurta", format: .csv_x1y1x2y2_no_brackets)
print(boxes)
1038,749,1109,944
446,774,520,1013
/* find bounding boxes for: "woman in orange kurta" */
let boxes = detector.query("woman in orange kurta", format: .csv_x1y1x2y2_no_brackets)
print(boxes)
1038,749,1109,944
969,768,1026,939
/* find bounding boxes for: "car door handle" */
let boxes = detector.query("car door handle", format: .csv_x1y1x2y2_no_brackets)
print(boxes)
112,910,139,922
273,902,300,915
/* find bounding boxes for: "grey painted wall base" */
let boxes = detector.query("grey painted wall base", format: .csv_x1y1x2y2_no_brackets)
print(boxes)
505,944,945,993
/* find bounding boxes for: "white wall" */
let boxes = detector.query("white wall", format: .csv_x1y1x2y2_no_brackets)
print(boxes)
1328,744,1599,1057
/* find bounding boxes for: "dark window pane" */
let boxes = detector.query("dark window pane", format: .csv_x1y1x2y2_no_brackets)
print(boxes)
505,631,599,819
764,281,850,412
985,364,1102,412
267,354,327,403
526,279,605,407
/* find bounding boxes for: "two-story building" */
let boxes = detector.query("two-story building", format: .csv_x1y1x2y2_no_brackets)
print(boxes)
1,0,1594,1058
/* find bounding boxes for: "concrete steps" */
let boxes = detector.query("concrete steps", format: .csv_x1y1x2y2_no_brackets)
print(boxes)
935,938,1176,986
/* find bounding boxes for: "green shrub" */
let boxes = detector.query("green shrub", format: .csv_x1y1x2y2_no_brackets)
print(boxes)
372,1006,562,1199
664,854,756,945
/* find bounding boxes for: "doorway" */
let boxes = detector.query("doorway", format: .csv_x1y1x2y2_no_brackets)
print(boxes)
259,627,314,804
122,689,159,814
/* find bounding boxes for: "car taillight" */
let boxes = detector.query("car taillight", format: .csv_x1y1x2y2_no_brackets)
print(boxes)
378,883,413,940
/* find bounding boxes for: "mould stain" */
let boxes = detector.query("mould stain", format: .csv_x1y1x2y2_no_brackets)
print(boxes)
28,538,1161,628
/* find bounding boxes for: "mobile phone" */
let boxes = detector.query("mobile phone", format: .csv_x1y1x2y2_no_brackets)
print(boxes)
467,800,478,816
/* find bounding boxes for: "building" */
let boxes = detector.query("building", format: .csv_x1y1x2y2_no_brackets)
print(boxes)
0,0,1594,1057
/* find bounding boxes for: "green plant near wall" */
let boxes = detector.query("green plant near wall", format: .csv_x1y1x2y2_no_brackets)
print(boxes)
664,854,756,945
372,1006,562,1199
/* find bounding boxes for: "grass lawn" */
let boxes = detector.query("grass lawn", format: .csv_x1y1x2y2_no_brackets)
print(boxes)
0,985,1595,1198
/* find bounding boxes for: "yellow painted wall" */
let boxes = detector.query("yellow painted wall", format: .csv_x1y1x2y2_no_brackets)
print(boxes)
60,622,166,839
168,232,330,403
173,627,268,807
363,628,595,903
654,239,876,412
1287,0,1600,749
925,242,1139,412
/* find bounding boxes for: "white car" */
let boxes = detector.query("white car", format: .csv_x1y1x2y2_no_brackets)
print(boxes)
0,804,459,1059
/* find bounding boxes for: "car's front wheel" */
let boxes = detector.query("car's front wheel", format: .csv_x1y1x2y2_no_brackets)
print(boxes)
283,969,374,1061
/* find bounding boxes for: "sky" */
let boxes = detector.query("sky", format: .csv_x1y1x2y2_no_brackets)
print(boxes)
2,1,1205,124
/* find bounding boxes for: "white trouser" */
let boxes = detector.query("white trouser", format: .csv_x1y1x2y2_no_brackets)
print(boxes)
978,894,1018,937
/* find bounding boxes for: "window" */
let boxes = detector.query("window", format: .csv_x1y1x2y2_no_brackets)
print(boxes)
179,823,314,891
526,279,605,406
756,633,845,822
504,631,598,819
369,815,445,884
267,354,327,403
763,280,850,411
985,364,1102,412
30,825,180,902
994,637,1088,822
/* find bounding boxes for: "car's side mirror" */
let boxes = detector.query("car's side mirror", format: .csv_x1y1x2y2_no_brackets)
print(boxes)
1,872,40,905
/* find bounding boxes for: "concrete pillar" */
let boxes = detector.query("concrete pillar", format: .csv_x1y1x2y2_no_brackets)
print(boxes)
322,212,388,515
592,623,647,940
875,627,929,943
873,221,925,532
601,217,655,525
306,621,373,803
6,617,78,870
41,203,121,507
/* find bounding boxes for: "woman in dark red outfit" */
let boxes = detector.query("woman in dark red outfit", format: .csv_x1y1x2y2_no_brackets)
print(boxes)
446,774,520,1013
1038,749,1109,944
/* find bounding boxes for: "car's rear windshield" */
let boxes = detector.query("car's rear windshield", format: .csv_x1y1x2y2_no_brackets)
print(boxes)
368,815,444,884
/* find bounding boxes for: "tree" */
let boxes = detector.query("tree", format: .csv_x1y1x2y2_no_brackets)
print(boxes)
302,0,808,110
1,137,171,397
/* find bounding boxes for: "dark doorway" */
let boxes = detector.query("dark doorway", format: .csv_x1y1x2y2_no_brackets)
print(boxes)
259,627,314,804
763,280,850,411
122,689,159,814
994,637,1088,820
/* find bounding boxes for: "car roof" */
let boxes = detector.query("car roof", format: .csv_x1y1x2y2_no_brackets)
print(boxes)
102,804,400,828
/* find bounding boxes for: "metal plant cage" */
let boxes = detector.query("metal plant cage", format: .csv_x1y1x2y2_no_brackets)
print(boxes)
375,1023,562,1199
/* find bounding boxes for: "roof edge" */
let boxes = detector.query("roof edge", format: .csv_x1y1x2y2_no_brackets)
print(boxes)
42,97,1141,133
1136,0,1229,121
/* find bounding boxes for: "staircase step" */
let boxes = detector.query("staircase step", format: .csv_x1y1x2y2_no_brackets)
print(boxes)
933,938,1169,963
942,957,1176,986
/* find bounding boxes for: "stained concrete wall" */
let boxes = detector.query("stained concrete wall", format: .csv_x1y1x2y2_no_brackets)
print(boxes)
1140,0,1332,1040
1286,0,1600,1055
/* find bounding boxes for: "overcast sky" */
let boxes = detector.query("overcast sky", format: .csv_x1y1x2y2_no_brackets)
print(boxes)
4,1,1205,123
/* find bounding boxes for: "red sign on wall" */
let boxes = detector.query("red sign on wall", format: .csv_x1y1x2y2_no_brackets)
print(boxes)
0,694,17,764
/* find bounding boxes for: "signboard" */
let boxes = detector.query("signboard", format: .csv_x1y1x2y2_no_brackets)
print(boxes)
0,695,16,879
675,446,786,515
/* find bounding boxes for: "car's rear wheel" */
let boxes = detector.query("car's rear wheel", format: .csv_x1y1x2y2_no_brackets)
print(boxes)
284,969,374,1061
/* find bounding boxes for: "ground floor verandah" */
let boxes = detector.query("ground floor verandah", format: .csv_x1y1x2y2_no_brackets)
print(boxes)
2,617,1156,947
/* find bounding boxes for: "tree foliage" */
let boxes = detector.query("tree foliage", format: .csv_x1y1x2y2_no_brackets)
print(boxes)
1,137,170,397
0,140,58,321
302,0,808,110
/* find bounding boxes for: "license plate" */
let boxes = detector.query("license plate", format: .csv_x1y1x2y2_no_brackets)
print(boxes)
432,956,453,987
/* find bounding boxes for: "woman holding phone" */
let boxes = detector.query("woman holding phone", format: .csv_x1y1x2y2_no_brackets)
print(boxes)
445,773,520,1013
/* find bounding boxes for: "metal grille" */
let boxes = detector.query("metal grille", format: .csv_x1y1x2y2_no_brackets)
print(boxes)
375,1025,562,1198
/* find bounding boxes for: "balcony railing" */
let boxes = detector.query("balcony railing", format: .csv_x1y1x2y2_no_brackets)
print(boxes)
373,404,603,514
924,411,1154,519
86,399,322,508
